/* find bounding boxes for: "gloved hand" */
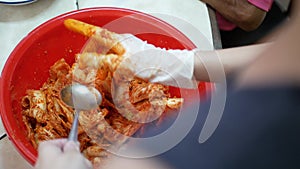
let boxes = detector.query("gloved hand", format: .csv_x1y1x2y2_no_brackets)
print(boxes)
65,19,197,88
116,34,197,89
34,139,92,169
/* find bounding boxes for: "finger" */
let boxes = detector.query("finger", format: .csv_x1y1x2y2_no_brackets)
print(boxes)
84,158,93,169
61,153,93,169
63,141,80,153
43,138,68,147
38,139,68,157
35,139,68,168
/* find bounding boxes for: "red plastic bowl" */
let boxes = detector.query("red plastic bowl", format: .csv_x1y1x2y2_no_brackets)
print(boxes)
0,7,208,165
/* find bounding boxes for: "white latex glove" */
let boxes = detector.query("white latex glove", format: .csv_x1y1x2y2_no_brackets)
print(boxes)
34,139,92,169
116,34,197,89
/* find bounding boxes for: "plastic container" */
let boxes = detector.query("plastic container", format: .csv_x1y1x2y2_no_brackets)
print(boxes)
0,7,208,165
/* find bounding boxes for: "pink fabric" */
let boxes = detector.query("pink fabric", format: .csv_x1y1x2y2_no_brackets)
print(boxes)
248,0,273,11
217,0,274,31
216,12,237,31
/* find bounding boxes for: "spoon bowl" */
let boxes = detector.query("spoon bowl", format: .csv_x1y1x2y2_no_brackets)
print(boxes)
60,83,102,110
60,83,102,141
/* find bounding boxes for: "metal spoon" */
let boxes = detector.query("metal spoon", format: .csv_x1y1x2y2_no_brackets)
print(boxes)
60,83,102,141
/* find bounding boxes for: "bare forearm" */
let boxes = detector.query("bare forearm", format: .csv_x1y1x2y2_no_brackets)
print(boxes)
201,0,266,31
237,3,300,87
194,43,271,82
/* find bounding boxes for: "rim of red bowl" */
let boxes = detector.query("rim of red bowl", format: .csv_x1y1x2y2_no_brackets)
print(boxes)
0,7,204,165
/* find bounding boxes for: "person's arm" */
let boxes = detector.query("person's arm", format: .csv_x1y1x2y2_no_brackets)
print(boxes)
194,43,271,82
113,36,272,84
201,0,268,31
237,0,300,87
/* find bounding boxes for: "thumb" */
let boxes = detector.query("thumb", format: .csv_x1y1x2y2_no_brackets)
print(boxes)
63,141,80,153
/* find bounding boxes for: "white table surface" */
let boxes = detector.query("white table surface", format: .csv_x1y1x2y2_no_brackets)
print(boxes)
0,0,213,168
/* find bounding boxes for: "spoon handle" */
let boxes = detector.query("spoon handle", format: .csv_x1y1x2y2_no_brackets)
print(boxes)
68,110,80,141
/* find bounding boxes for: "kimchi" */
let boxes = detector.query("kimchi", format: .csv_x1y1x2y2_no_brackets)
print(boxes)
21,19,183,168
